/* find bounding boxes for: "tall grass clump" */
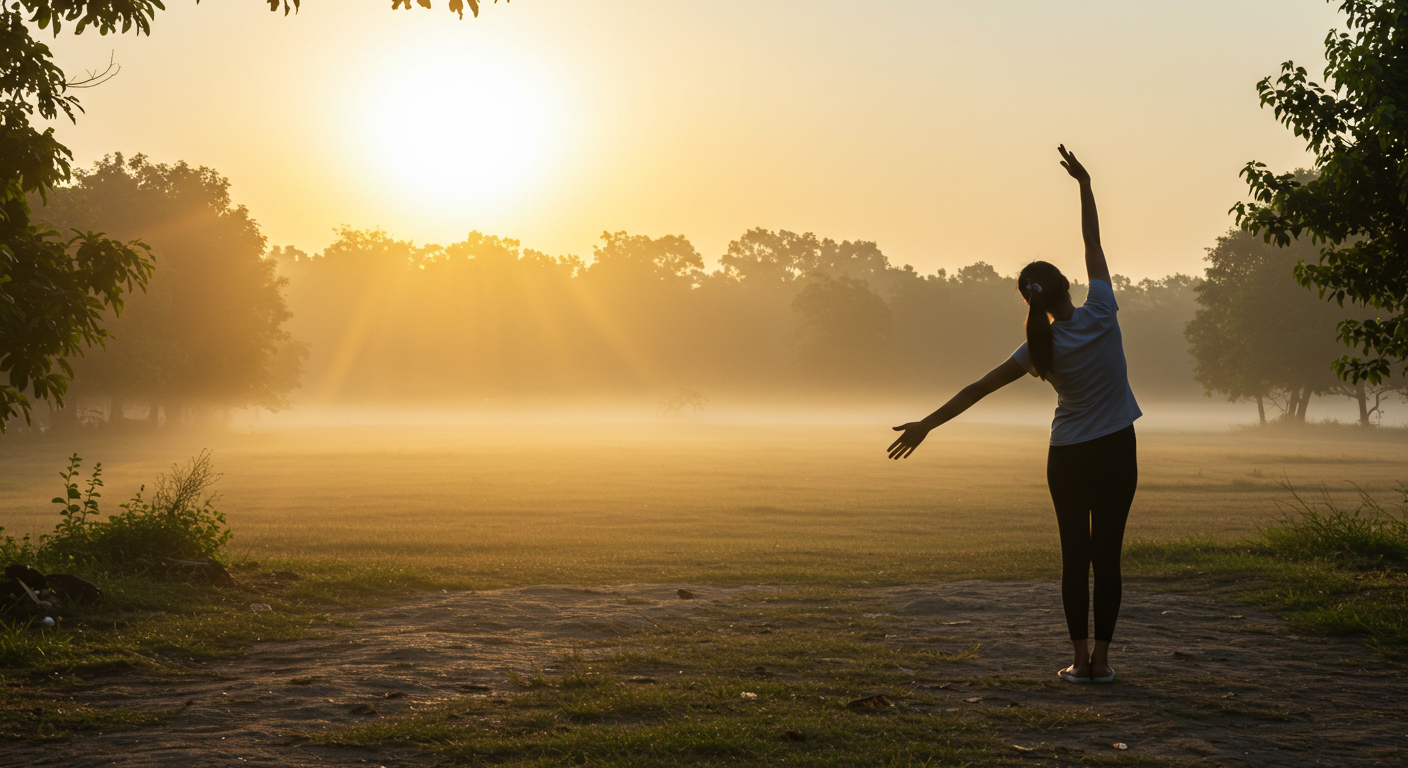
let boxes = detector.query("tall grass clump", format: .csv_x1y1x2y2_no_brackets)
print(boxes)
1250,480,1408,661
1264,481,1408,568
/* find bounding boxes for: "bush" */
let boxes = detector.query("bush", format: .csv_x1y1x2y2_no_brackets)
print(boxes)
33,450,232,568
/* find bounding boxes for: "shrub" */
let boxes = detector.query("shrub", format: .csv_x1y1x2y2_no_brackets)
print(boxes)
42,450,232,568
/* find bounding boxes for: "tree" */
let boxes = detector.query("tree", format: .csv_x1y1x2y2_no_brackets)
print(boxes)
1186,229,1363,424
37,155,304,423
718,229,824,287
0,5,153,431
1234,0,1408,386
586,231,705,287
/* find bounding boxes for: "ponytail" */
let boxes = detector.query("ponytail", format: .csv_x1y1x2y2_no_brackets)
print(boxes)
1017,261,1067,382
1025,287,1054,380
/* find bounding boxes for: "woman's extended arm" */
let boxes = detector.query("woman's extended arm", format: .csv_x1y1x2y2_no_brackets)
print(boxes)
887,357,1028,459
1058,145,1111,286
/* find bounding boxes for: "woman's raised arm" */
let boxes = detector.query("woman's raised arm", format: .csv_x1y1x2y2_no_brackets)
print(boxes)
1058,145,1111,286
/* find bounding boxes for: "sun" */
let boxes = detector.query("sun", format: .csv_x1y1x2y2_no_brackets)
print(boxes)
357,48,557,211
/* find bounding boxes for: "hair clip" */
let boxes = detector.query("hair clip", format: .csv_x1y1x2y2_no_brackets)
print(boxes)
1027,283,1043,293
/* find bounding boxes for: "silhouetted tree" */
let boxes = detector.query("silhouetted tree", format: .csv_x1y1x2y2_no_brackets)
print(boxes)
792,275,895,386
1186,230,1350,423
586,231,704,287
38,155,304,424
577,231,708,390
719,229,823,286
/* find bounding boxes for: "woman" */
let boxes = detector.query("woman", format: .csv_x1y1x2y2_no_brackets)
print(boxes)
887,145,1141,684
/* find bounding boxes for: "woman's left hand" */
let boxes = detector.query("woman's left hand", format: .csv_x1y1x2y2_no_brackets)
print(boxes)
888,422,931,459
1058,144,1090,184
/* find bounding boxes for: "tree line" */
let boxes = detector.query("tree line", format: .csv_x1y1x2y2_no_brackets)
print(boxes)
275,224,1205,406
13,154,1217,429
21,152,1394,431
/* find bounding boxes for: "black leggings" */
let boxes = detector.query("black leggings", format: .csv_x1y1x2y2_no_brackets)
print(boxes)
1047,425,1137,643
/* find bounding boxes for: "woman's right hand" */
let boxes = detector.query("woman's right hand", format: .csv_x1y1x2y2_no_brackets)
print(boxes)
888,422,931,460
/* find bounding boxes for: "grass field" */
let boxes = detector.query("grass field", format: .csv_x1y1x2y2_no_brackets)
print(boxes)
2,413,1406,763
2,414,1404,586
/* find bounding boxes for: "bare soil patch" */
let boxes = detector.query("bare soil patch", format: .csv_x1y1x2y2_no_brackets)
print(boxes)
3,580,1405,767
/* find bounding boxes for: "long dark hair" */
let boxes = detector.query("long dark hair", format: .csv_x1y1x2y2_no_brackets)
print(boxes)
1017,261,1068,381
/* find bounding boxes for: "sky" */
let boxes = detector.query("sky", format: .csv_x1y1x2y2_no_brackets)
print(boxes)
39,0,1343,280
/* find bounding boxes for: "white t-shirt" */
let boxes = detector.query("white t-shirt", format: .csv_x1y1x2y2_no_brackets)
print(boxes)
1011,279,1142,446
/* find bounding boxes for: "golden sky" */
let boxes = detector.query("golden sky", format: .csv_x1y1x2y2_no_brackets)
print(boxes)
42,0,1340,280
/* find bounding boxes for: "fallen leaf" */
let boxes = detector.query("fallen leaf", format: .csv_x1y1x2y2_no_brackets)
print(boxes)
1011,745,1035,752
1113,742,1128,750
942,620,972,626
740,691,759,701
964,697,982,703
783,730,806,741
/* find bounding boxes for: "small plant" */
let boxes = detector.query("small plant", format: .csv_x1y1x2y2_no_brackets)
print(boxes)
50,453,104,550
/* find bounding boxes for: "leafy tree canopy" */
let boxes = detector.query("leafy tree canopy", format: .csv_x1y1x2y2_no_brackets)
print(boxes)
1234,0,1408,386
1,4,158,431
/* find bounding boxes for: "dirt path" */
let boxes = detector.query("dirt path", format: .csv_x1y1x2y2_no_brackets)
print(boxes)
3,581,1405,767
